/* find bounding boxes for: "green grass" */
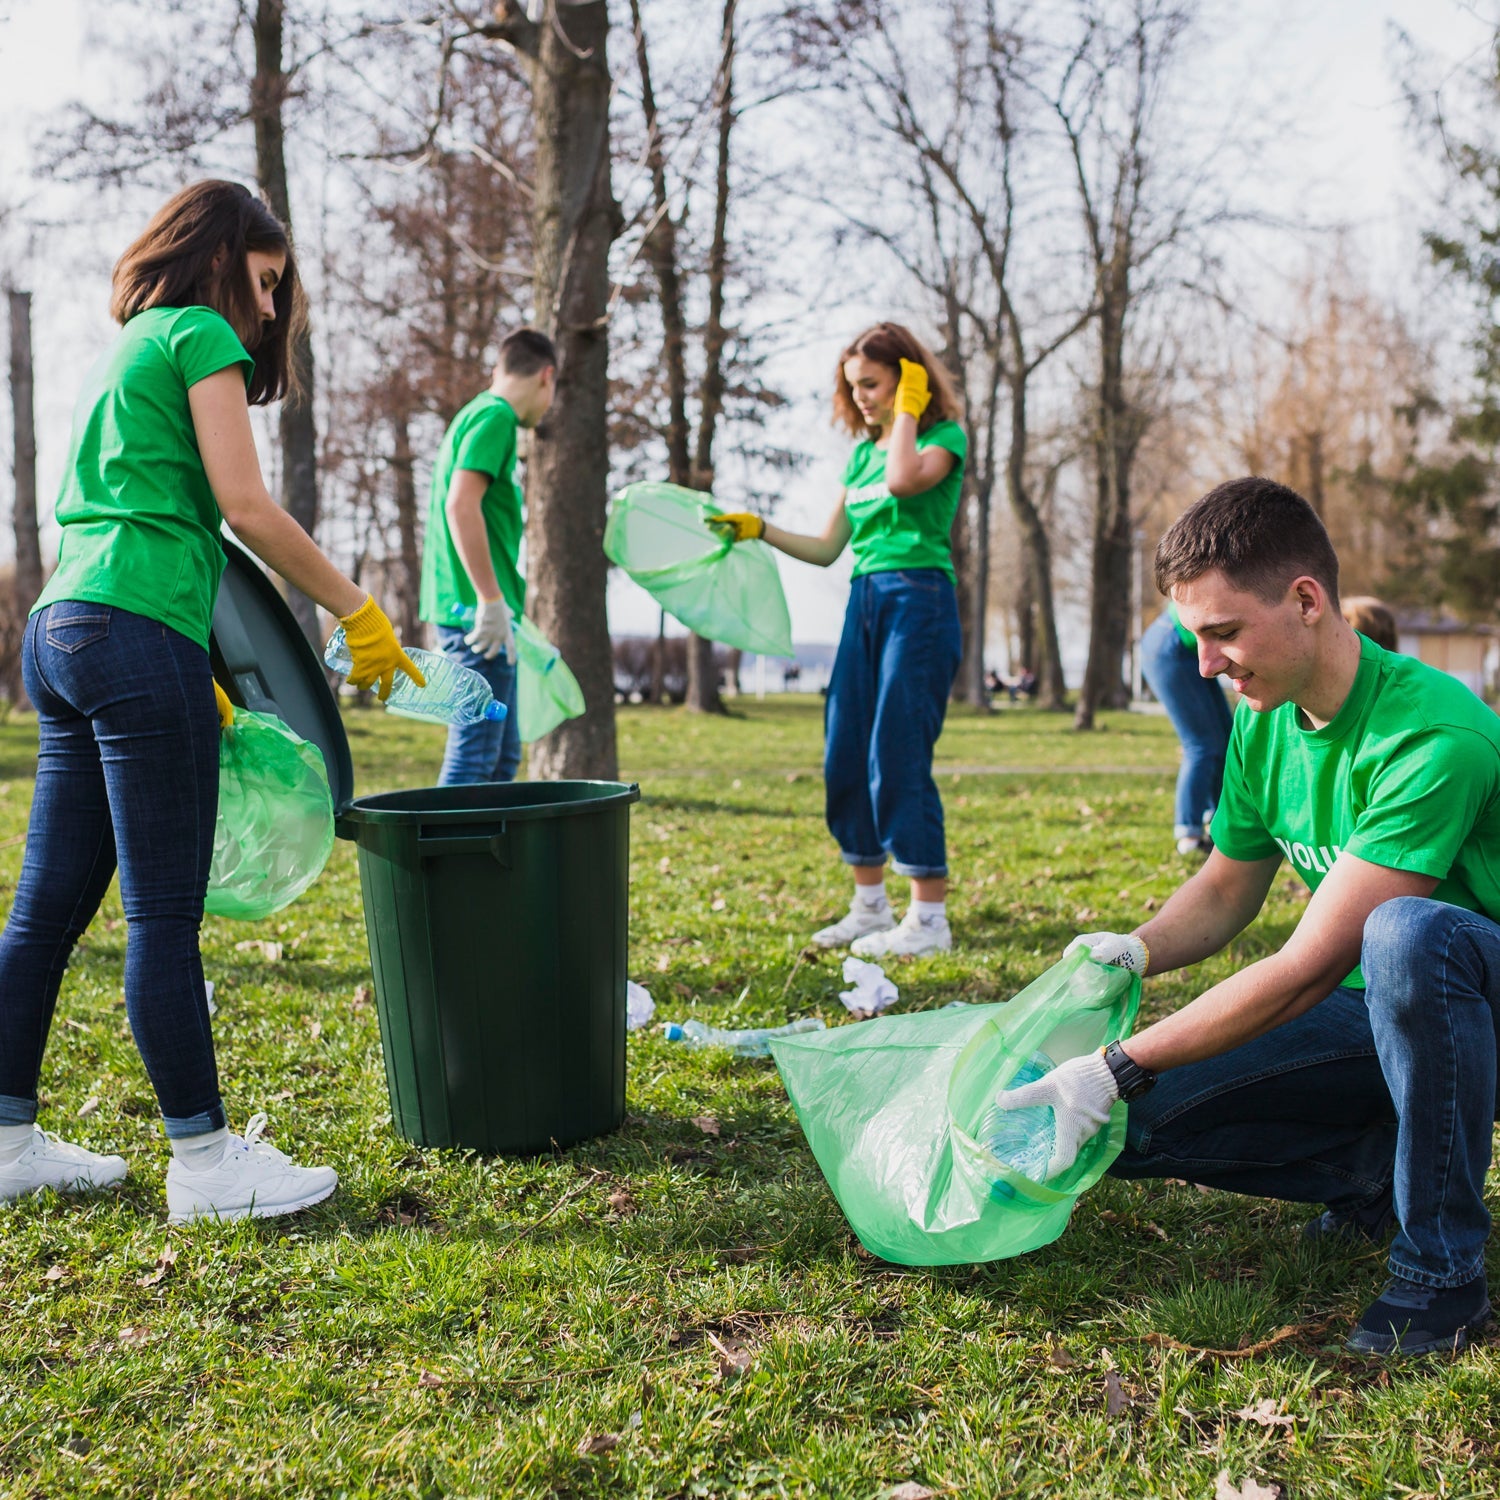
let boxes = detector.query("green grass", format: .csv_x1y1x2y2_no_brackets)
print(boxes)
1,697,1496,1498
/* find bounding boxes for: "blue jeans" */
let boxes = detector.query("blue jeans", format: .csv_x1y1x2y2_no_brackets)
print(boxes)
434,626,521,785
0,603,226,1137
1140,611,1233,839
1111,897,1500,1288
824,569,962,879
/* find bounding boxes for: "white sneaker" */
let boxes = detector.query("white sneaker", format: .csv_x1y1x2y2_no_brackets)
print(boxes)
0,1127,127,1202
166,1114,337,1225
810,901,896,949
851,908,953,958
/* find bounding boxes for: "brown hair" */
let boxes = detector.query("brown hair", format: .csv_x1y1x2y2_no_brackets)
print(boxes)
832,322,963,438
1155,476,1341,607
498,327,558,377
1342,596,1398,651
110,180,305,406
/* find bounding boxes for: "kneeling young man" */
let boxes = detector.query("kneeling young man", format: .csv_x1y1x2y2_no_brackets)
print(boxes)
1004,476,1500,1355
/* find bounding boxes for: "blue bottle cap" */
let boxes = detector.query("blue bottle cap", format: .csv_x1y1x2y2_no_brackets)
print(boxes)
663,1023,685,1041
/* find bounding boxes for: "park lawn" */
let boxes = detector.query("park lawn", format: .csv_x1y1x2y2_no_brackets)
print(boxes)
0,696,1495,1499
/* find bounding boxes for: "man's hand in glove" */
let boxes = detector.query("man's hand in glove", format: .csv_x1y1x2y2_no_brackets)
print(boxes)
1067,931,1150,975
995,1050,1120,1179
707,512,765,543
339,596,425,702
464,596,516,664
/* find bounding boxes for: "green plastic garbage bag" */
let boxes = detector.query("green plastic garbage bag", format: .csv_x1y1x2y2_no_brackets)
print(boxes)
205,709,335,921
604,482,794,658
514,616,586,742
770,950,1142,1265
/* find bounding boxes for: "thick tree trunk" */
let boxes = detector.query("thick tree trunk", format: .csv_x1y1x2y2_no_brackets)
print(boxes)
8,291,41,611
252,0,320,646
507,0,618,778
390,408,422,647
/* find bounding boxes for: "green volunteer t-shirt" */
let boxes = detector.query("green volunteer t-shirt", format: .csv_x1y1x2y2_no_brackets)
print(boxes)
1167,598,1196,649
841,420,967,581
419,393,526,625
1211,635,1500,986
32,307,253,650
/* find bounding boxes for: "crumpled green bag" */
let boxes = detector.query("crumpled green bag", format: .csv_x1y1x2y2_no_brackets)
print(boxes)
604,481,794,658
205,708,335,921
514,616,585,742
770,950,1141,1265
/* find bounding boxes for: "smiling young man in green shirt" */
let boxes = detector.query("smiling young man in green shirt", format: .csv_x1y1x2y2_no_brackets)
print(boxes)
1000,476,1500,1356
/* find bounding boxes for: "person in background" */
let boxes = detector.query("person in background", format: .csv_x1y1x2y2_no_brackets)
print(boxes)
1141,593,1234,856
711,322,966,957
418,328,558,785
1342,596,1399,653
0,181,420,1222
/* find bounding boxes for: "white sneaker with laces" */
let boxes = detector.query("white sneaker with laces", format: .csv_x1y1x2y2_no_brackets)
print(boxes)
166,1113,337,1225
0,1127,127,1201
809,901,896,949
851,908,953,958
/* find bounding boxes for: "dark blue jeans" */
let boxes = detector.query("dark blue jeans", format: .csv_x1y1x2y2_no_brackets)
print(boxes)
1140,611,1233,839
0,603,225,1137
434,626,521,785
824,569,962,879
1111,897,1500,1289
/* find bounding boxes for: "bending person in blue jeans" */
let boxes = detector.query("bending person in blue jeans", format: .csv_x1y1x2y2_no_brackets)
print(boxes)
999,477,1500,1356
418,329,558,784
1141,600,1232,856
712,322,965,957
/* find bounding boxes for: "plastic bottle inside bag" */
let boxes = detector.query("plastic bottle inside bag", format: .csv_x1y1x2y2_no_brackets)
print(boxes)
974,1051,1057,1189
324,627,506,726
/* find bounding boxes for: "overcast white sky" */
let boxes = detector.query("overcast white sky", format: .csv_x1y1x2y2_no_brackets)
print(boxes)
1,0,1495,655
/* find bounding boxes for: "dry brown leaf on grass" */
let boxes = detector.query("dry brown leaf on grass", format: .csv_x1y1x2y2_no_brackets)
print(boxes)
77,1096,100,1118
417,1370,444,1389
42,1264,66,1284
1103,1369,1133,1417
577,1433,620,1456
118,1326,151,1348
691,1115,721,1137
885,1485,938,1500
1045,1341,1078,1371
607,1187,638,1216
1234,1398,1295,1430
1215,1471,1282,1500
707,1331,753,1383
234,939,282,961
352,984,372,1011
136,1244,177,1289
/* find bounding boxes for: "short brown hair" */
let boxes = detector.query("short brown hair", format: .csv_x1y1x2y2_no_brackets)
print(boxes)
1155,477,1341,607
110,180,304,406
832,322,963,438
1342,596,1398,651
498,327,557,377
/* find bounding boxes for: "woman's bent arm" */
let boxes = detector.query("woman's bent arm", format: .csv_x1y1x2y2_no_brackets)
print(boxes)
763,496,852,568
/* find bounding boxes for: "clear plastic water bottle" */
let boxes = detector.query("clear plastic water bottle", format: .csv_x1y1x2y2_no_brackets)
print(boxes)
661,1016,826,1057
323,627,507,727
974,1051,1057,1190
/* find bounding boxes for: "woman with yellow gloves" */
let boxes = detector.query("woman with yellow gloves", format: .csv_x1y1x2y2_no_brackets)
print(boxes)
0,182,421,1223
713,322,966,957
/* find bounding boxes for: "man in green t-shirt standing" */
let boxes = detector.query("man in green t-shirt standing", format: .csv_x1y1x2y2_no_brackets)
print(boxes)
419,328,557,784
999,477,1500,1356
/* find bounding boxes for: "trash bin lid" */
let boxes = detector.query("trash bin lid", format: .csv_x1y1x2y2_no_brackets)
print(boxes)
209,535,355,813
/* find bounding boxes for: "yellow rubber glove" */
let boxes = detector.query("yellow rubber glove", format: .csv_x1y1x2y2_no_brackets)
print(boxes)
894,358,931,421
706,512,765,543
339,596,426,702
212,679,235,731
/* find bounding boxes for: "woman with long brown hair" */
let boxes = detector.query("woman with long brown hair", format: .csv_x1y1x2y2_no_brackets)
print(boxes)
714,322,967,956
0,181,419,1221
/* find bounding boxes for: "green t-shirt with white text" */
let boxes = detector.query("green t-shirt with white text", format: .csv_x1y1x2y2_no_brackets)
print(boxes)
33,307,253,649
419,393,526,625
1211,635,1500,986
841,420,967,581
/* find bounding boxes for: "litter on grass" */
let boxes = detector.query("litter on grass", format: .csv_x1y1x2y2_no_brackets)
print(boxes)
839,956,899,1015
626,981,655,1031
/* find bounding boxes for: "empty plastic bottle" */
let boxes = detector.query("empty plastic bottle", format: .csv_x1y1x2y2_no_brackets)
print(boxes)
974,1051,1057,1193
323,627,507,727
662,1016,826,1058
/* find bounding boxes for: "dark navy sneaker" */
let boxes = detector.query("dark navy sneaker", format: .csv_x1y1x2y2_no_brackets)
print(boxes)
1303,1183,1395,1243
1345,1275,1491,1356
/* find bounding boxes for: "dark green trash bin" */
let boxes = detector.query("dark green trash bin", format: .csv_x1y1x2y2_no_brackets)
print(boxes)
209,536,640,1157
339,781,640,1154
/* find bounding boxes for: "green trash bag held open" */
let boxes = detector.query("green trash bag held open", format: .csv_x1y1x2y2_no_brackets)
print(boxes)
604,482,794,658
205,708,335,921
770,950,1141,1265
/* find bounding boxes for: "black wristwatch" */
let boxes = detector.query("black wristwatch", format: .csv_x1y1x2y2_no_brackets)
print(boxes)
1102,1041,1157,1101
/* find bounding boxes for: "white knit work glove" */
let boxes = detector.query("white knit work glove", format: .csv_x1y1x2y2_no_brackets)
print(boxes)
464,597,516,664
995,1050,1120,1179
1067,931,1149,975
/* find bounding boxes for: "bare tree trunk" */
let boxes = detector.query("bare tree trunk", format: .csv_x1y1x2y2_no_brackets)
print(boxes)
8,291,41,611
390,407,422,647
495,0,619,779
252,0,320,647
648,607,666,705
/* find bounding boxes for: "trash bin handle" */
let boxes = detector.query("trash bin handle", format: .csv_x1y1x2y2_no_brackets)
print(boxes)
416,826,511,866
